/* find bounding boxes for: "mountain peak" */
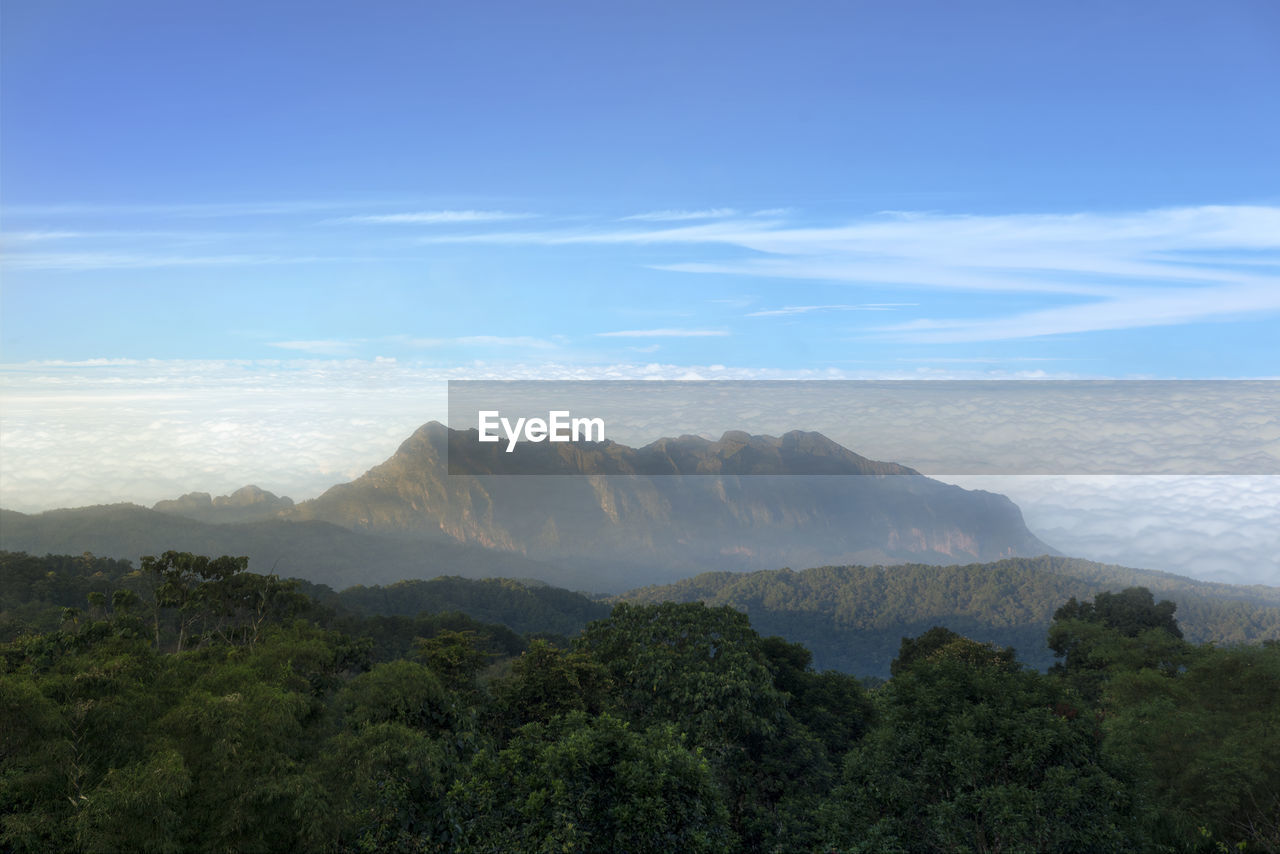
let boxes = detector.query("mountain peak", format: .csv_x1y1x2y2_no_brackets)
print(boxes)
288,421,1051,584
154,485,293,524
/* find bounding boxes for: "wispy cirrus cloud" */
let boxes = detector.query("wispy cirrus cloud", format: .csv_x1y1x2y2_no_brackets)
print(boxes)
414,218,787,246
8,201,1278,343
878,283,1280,343
1,231,87,243
747,303,917,317
335,210,535,224
595,328,729,338
620,208,740,221
408,204,1280,341
268,339,361,355
3,200,388,218
3,252,338,271
267,335,563,354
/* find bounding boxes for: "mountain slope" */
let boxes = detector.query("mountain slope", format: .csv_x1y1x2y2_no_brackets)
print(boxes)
619,556,1280,676
289,422,1056,585
152,485,294,524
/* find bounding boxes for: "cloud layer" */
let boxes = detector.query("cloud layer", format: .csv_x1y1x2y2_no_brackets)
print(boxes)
3,360,1276,585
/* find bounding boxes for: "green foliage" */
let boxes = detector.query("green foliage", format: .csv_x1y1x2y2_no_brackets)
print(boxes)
620,558,1280,676
760,635,874,758
306,722,460,853
450,711,733,854
575,602,785,742
1054,586,1183,639
1,551,1276,853
0,673,76,852
72,748,190,854
573,602,835,852
341,660,456,734
336,576,611,637
1048,587,1192,703
823,633,1144,852
415,629,492,692
1105,643,1280,852
491,639,612,732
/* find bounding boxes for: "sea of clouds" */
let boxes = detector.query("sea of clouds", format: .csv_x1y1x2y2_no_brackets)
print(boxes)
2,359,1276,585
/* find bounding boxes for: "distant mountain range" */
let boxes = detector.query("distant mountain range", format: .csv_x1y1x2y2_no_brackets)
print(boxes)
4,421,1277,675
6,421,1051,591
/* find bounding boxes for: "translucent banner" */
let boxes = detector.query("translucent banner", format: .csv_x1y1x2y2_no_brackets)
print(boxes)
446,380,1279,476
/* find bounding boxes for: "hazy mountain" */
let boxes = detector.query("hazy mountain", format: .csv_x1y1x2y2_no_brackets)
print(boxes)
289,422,1057,586
153,485,294,524
618,556,1280,676
4,421,1061,591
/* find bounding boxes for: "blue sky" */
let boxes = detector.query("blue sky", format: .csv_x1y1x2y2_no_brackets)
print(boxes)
2,0,1278,376
2,1,1279,583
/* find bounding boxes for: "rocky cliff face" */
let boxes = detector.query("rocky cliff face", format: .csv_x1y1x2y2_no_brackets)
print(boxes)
289,422,1056,577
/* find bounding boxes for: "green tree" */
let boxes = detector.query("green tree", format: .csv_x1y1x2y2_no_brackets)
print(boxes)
1049,587,1190,701
491,638,612,733
306,722,460,853
414,628,492,693
140,551,249,652
573,602,833,852
1105,642,1280,852
450,711,732,854
822,631,1144,853
340,659,457,735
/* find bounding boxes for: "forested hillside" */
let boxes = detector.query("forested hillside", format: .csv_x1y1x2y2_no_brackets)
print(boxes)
0,507,574,589
621,556,1280,675
2,551,1276,852
0,552,606,645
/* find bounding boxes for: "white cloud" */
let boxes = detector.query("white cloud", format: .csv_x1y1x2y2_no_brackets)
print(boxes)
878,282,1280,343
0,231,86,243
3,200,389,218
410,204,1280,342
3,252,333,270
595,328,730,338
747,303,917,317
945,475,1280,586
3,360,1277,585
416,218,786,246
620,208,740,221
266,335,562,354
336,210,534,224
269,339,361,355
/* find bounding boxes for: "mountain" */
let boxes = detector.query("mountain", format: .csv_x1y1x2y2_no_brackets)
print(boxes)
288,422,1056,587
618,556,1280,676
2,422,1057,591
153,485,294,524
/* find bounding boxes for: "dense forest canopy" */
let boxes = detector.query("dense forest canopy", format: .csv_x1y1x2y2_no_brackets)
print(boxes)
1,551,1278,852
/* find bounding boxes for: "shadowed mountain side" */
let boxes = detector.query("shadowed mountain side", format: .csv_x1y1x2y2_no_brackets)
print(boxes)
618,556,1280,677
0,505,593,591
289,422,1056,580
